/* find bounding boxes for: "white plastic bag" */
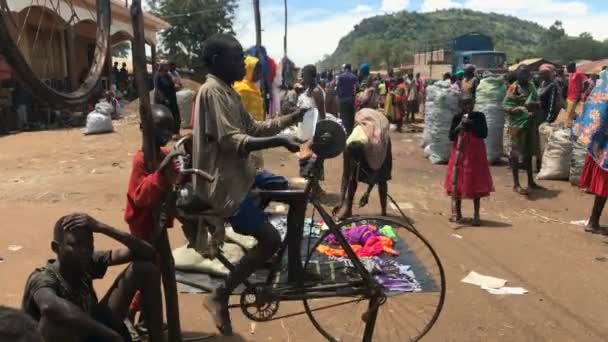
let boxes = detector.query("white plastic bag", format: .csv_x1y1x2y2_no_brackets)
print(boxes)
537,129,573,180
83,111,113,135
95,102,114,117
177,89,194,128
297,108,319,141
474,76,507,163
570,141,587,185
422,80,460,164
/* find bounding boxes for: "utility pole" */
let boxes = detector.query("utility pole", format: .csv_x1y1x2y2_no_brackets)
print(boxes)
253,0,261,50
253,0,269,117
283,0,287,56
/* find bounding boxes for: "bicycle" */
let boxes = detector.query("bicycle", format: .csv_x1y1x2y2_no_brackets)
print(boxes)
172,120,446,341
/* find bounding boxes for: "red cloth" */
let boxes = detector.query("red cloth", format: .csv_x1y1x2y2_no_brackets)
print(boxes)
444,132,494,199
580,154,608,197
124,149,175,241
267,57,277,84
568,70,586,101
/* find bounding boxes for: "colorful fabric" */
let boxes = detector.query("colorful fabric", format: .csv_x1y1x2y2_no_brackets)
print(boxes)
234,56,264,121
572,70,608,170
351,109,390,171
503,81,539,129
444,132,494,199
379,225,398,241
580,154,608,197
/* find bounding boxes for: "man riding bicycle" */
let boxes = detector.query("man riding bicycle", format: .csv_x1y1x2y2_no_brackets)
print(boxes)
192,33,307,336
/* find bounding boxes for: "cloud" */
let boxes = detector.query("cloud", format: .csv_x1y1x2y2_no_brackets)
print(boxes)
381,0,410,12
421,0,463,12
353,5,373,13
419,0,608,40
234,2,379,66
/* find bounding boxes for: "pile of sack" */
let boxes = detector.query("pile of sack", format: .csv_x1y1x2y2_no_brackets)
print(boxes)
83,101,115,135
422,80,460,164
536,122,587,185
474,76,506,163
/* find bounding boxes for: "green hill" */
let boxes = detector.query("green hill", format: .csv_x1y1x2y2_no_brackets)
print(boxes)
319,9,608,69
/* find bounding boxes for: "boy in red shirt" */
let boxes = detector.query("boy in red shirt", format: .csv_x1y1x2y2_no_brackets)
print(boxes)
124,104,179,329
566,62,586,127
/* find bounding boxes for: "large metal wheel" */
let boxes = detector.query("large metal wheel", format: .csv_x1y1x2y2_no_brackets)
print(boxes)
302,216,446,342
0,0,110,107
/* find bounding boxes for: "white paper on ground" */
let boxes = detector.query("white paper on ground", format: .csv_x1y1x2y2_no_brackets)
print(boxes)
482,286,528,295
461,271,507,289
390,202,414,211
570,219,589,226
451,233,463,239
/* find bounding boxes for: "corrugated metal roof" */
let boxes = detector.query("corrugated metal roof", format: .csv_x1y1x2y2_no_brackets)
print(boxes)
578,59,608,74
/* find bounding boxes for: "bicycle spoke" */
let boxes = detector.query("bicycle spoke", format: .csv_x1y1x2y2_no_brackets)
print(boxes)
303,216,445,341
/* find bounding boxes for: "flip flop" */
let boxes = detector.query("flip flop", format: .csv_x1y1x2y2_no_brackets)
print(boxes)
203,297,233,336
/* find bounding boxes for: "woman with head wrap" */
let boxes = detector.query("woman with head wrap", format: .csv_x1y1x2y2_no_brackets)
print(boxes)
234,56,264,122
573,70,608,234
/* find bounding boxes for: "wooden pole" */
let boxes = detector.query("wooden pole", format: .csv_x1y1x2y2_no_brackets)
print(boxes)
283,0,287,56
253,0,261,50
129,1,182,341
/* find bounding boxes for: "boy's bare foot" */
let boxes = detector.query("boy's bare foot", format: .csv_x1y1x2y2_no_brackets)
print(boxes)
513,185,528,195
204,294,232,336
449,215,463,223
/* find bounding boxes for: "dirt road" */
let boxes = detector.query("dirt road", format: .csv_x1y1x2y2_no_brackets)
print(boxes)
1,117,607,341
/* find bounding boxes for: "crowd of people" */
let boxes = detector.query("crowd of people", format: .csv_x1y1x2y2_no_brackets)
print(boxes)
5,28,608,342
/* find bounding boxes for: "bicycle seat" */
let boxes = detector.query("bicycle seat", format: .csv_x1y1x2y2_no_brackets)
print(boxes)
253,189,307,204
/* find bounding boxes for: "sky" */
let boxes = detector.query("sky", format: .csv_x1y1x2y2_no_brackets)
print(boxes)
233,0,608,66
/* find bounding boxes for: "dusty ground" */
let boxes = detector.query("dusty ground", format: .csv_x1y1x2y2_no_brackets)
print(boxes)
1,114,608,342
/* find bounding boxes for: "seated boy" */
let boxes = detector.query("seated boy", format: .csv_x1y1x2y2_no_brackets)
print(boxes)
0,306,43,342
193,34,306,335
22,213,164,342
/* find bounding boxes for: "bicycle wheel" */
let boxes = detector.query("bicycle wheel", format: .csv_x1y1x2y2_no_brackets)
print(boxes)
302,216,445,342
0,0,110,107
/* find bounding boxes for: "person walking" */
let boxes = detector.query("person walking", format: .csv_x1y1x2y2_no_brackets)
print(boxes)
337,64,358,135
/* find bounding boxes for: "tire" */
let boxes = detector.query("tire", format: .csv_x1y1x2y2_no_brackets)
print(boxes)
302,215,446,342
0,0,110,107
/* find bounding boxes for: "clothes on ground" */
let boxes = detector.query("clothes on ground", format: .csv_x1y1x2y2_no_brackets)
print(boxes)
444,112,494,199
22,251,111,321
580,154,608,197
124,148,175,241
234,56,265,122
318,224,400,258
572,70,608,170
379,225,397,241
373,257,422,293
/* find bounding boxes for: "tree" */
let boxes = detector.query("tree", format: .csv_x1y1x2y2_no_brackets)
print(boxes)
112,41,131,58
158,0,237,67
